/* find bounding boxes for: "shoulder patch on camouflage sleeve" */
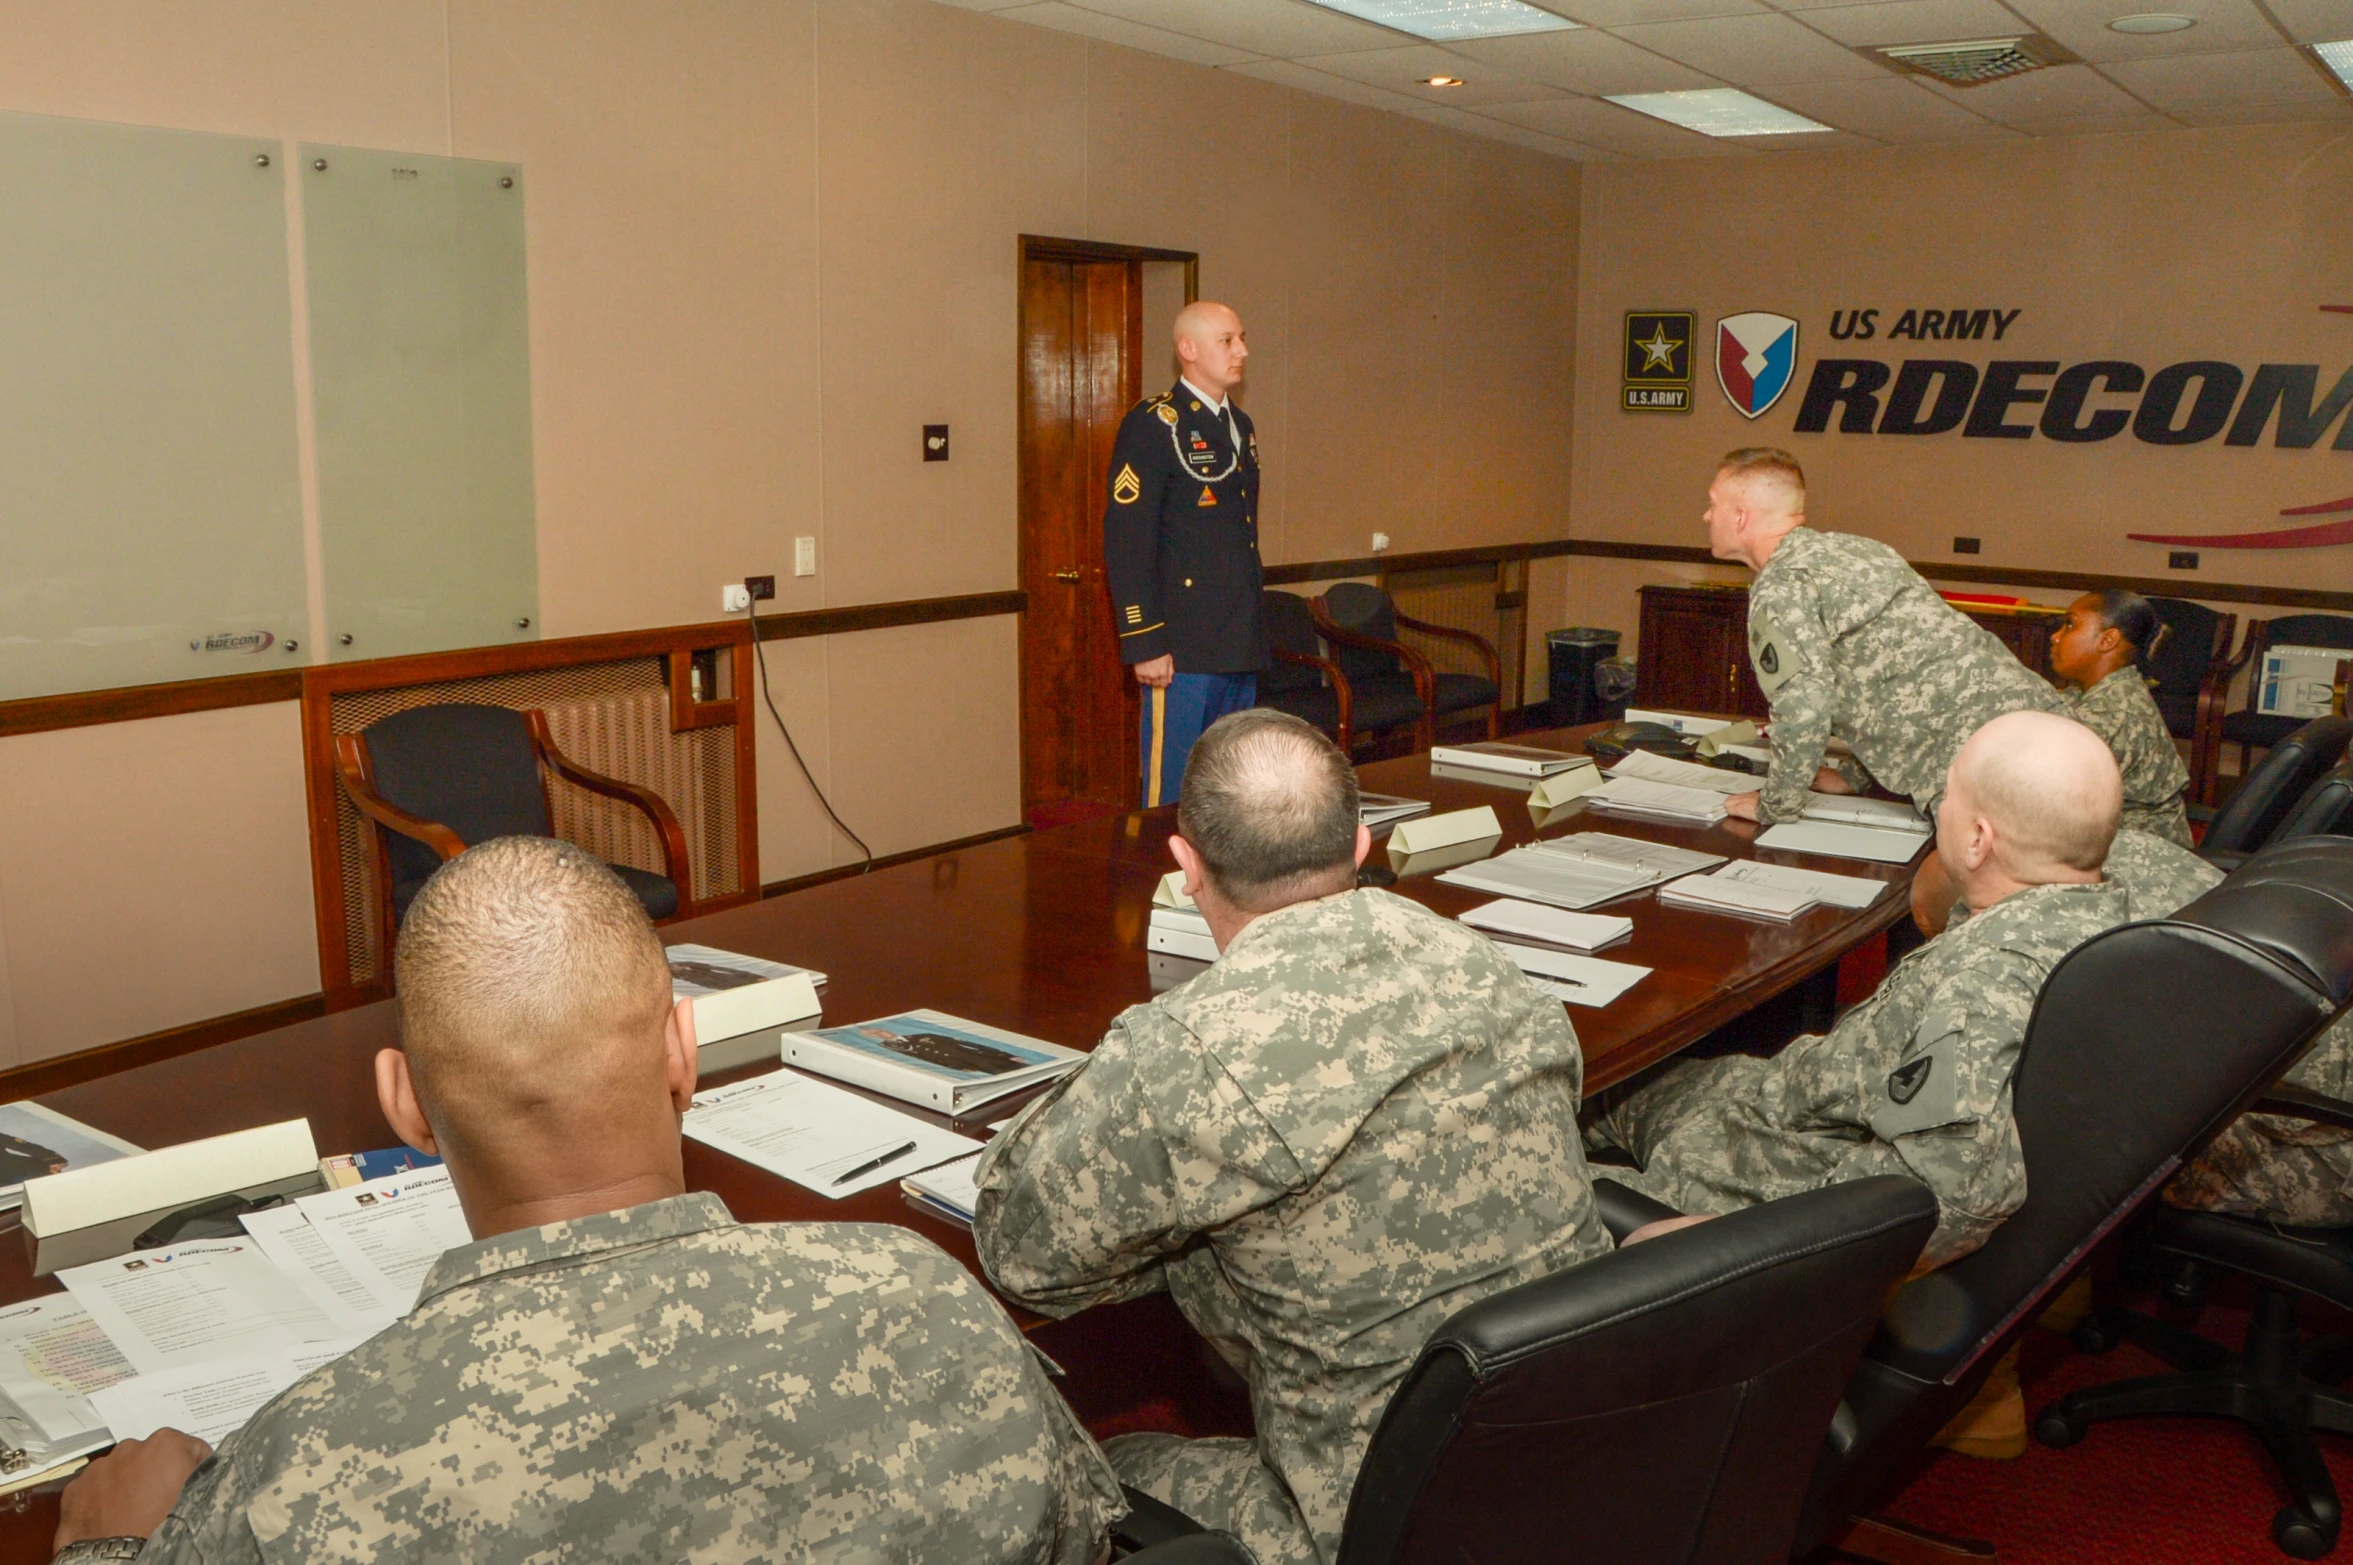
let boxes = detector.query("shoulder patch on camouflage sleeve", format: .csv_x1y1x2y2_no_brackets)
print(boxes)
1867,1016,1968,1140
1748,610,1797,698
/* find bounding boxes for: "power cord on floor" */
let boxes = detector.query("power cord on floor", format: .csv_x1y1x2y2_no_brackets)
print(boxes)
746,596,873,871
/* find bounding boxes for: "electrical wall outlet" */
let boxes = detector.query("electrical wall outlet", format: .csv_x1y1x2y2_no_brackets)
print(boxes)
1371,532,1391,553
794,538,817,577
2169,551,2200,570
744,574,776,601
721,583,751,613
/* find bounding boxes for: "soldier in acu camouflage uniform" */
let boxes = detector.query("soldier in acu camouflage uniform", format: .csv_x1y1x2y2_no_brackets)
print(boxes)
974,709,1611,1565
53,838,1121,1565
2048,590,2194,848
1702,449,2065,828
1592,712,2130,1269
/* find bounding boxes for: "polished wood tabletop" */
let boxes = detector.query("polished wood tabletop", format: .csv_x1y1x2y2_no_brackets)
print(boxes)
0,721,1914,1550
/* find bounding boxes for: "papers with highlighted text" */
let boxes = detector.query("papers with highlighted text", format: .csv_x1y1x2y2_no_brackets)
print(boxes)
1488,942,1650,1008
89,1339,359,1447
58,1239,349,1377
686,1072,982,1197
0,1296,132,1482
1457,900,1632,952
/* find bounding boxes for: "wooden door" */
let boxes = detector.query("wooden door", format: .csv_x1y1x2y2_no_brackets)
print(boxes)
1637,587,1761,717
1019,256,1143,812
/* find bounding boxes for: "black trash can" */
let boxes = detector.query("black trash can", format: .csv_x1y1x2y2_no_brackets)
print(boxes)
1546,628,1623,726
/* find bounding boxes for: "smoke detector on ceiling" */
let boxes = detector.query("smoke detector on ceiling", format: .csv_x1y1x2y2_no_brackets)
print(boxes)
1876,34,2077,85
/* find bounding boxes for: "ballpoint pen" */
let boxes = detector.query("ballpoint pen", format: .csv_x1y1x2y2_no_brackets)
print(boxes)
833,1141,919,1186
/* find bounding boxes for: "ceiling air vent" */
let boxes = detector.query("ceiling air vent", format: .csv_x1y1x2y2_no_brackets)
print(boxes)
1877,35,2074,85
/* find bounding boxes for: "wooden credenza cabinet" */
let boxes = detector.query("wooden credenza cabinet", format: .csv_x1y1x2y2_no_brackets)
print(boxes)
1635,584,2061,719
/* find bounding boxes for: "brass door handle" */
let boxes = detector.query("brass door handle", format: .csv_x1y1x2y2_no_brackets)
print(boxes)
1053,570,1083,583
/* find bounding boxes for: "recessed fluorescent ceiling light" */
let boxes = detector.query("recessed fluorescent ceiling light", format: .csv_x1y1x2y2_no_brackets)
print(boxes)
2108,12,2195,31
2316,38,2353,90
1606,88,1830,137
1297,0,1576,42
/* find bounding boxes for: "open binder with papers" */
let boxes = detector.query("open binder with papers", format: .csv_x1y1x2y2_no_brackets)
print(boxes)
1436,832,1723,911
1758,793,1931,865
780,1011,1085,1115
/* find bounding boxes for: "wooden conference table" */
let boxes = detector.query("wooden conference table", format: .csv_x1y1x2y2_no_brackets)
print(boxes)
0,721,1914,1550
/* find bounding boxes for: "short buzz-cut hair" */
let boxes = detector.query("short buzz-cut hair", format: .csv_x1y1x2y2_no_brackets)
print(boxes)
393,836,673,1119
1177,709,1360,913
1717,447,1807,499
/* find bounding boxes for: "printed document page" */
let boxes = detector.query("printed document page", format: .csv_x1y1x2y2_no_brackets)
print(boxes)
59,1240,347,1375
1605,750,1754,794
1757,821,1930,865
1535,834,1724,877
292,1167,473,1320
1488,942,1651,1008
1585,777,1730,824
0,1296,132,1463
1711,859,1887,909
686,1073,982,1196
241,1203,405,1335
1438,847,1657,911
89,1339,358,1446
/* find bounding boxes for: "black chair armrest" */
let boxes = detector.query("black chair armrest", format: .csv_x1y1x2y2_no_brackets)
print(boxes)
1112,1486,1210,1554
1594,1177,1684,1243
2251,1083,2353,1134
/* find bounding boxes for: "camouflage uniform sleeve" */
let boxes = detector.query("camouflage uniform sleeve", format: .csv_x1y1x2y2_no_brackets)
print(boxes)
1854,953,2044,1268
135,1447,265,1564
1748,577,1837,824
972,1012,1300,1318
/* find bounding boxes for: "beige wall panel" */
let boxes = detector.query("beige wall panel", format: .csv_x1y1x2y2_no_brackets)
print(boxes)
1572,125,2353,589
817,616,1022,862
0,704,318,1066
815,0,1090,610
0,0,448,150
449,0,823,637
749,636,842,886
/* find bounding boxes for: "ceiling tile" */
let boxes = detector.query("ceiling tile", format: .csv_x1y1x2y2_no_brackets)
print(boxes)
930,0,1035,11
1728,125,1886,147
1224,55,1434,108
1070,0,1413,56
1912,59,2151,118
1766,73,2011,136
1461,115,1626,155
2170,93,2353,122
1292,42,1568,100
1611,11,1896,83
1481,93,1762,152
994,1,1265,60
2264,0,2353,45
1787,0,2034,47
2009,110,2176,131
1447,27,1725,90
2103,44,2343,105
2001,0,2286,61
1546,0,1766,22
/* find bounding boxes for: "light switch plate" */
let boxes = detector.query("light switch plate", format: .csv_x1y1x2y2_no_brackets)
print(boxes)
794,537,817,577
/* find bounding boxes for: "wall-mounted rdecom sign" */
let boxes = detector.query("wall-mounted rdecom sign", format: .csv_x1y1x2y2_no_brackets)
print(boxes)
1774,305,2353,550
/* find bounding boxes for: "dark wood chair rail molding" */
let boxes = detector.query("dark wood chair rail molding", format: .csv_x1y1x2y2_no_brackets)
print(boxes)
0,591,1031,741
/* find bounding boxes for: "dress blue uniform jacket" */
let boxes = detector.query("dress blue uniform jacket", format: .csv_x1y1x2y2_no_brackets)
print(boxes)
1101,382,1267,675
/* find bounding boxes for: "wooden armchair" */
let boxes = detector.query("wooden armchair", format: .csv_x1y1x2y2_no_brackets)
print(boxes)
1313,582,1502,750
2141,598,2237,808
2207,614,2353,807
336,703,690,949
1256,590,1358,751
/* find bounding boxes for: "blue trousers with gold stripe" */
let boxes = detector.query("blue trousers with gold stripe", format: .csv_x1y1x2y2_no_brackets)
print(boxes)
1140,673,1257,808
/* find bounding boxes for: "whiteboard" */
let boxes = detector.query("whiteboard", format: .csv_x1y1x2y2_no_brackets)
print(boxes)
304,144,539,664
0,112,308,700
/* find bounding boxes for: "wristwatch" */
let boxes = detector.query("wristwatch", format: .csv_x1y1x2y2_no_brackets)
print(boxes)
51,1539,145,1563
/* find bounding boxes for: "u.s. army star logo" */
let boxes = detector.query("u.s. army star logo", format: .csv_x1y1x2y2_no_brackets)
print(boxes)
1112,464,1141,505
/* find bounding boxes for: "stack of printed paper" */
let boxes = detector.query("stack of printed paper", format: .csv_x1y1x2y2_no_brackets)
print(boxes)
1457,900,1634,951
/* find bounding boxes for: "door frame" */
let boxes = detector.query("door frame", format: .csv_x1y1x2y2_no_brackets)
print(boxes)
1014,235,1199,813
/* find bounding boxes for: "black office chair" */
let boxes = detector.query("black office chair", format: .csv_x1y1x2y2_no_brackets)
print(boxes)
1121,1537,1254,1563
337,703,688,940
1112,1177,1937,1565
1256,591,1356,750
2275,761,2353,843
1315,583,1500,748
2216,615,2353,804
1774,838,2353,1562
2143,597,2236,808
2200,717,2353,868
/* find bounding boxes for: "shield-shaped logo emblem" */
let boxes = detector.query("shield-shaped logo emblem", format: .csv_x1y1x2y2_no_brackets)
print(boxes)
1715,312,1799,420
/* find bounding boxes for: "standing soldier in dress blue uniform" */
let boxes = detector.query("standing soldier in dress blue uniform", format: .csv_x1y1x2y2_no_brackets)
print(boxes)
1103,300,1267,806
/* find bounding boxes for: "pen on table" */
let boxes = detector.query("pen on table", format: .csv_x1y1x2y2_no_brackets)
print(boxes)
833,1141,919,1186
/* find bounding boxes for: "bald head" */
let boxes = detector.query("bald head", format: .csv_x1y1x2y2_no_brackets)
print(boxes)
392,836,678,1174
1177,709,1358,913
1938,712,2122,899
1173,300,1248,400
